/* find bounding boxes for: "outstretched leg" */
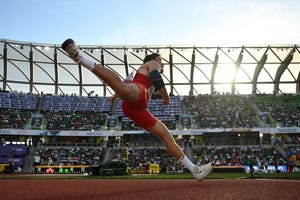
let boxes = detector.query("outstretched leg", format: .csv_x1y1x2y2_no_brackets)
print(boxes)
146,120,212,182
146,121,183,159
62,39,139,101
91,66,140,101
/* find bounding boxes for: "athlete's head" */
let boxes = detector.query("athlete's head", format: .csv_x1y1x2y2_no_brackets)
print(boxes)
143,53,164,73
143,53,161,64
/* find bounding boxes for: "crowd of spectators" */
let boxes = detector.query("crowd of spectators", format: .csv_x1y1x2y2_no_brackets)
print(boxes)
3,142,299,174
250,94,300,127
182,94,258,129
111,147,184,174
0,91,37,129
193,145,289,169
1,90,299,174
110,143,300,173
41,110,107,130
35,146,105,166
1,91,299,130
0,91,182,130
0,108,32,129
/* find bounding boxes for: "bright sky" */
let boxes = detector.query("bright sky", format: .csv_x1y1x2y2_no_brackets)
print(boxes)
1,0,300,46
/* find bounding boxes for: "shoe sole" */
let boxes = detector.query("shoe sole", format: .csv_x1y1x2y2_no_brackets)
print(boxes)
62,38,75,51
61,39,81,63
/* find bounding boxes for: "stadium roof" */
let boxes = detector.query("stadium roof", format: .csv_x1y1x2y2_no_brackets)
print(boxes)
0,38,299,96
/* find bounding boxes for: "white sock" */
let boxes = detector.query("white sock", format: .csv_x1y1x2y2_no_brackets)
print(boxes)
179,155,195,172
81,56,96,71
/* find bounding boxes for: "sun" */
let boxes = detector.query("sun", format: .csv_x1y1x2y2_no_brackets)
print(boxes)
214,64,236,83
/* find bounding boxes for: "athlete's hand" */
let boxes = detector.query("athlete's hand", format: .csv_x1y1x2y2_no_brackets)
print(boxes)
109,94,119,103
163,96,170,106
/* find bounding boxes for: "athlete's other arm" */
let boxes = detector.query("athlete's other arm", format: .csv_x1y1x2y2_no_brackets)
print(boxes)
156,80,170,106
147,60,170,106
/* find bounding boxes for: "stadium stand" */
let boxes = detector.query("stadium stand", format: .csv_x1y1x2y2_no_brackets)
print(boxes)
35,146,105,166
1,91,299,130
182,94,258,129
1,90,300,174
250,94,300,127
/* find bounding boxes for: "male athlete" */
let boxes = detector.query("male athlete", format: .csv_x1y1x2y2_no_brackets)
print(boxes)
62,39,212,181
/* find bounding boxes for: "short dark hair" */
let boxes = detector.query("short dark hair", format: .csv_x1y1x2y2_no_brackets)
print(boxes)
143,53,161,64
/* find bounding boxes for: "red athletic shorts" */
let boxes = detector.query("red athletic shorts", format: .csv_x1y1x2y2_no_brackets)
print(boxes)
122,83,157,129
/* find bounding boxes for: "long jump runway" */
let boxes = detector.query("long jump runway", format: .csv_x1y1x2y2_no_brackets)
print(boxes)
1,179,300,200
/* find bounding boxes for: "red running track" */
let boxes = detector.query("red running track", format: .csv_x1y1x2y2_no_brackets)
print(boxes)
1,179,300,200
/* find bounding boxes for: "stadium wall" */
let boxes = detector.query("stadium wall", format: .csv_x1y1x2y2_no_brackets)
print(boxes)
0,127,300,137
